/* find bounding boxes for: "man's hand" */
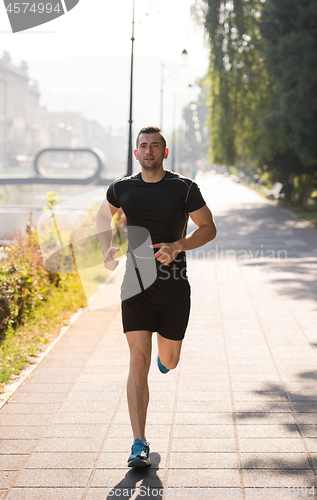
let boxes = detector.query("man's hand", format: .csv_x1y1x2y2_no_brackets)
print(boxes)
150,242,180,266
103,247,120,271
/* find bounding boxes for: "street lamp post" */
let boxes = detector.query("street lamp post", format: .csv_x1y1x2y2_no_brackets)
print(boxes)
126,0,135,177
171,93,177,171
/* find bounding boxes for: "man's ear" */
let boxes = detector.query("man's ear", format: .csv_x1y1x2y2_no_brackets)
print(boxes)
164,148,169,159
134,150,138,160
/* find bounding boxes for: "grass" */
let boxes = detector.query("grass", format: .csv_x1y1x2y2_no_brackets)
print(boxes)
0,273,87,393
277,200,317,229
247,183,317,229
298,213,317,226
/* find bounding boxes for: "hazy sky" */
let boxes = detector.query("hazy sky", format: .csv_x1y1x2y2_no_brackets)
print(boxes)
0,0,210,134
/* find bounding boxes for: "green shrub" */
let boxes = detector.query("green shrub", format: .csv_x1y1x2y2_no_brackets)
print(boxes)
0,229,52,338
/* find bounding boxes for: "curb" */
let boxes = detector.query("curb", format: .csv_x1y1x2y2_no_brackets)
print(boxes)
0,308,84,410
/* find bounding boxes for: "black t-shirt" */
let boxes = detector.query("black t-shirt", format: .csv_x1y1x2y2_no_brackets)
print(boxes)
106,170,206,282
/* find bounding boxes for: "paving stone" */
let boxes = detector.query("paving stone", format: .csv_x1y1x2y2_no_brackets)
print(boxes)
72,380,126,391
233,392,288,402
310,454,317,470
240,453,312,470
90,467,165,487
0,403,61,415
14,384,73,393
243,487,317,500
13,468,91,487
236,424,299,438
304,439,317,453
0,414,54,426
292,403,317,413
108,424,169,439
25,452,97,469
168,487,244,499
235,413,296,425
171,438,236,453
233,402,292,413
150,392,177,402
5,487,85,499
66,392,123,403
0,455,27,471
85,488,165,500
169,452,238,469
241,469,317,487
177,391,231,402
167,468,241,487
176,401,233,412
175,412,233,425
172,424,235,438
51,412,113,425
0,440,38,455
0,471,18,488
43,424,108,438
88,485,171,500
9,392,70,403
298,425,317,438
238,438,307,453
0,426,46,440
34,437,104,453
59,400,121,413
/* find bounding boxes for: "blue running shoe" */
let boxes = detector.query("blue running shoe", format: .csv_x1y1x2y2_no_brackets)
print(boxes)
157,355,169,374
127,438,151,467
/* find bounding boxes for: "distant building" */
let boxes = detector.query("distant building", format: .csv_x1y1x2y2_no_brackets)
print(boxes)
0,51,126,176
0,51,41,167
39,110,88,150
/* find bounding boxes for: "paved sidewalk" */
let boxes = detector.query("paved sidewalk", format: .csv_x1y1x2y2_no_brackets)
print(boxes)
1,173,317,500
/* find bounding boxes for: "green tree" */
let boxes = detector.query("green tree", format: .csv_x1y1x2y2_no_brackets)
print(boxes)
194,0,317,203
261,0,317,165
194,0,273,166
260,0,317,202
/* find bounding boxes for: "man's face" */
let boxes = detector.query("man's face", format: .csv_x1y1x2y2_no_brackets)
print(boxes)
134,133,169,170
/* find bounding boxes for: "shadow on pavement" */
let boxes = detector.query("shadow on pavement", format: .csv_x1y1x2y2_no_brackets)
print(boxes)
189,204,317,305
235,371,317,485
106,453,163,499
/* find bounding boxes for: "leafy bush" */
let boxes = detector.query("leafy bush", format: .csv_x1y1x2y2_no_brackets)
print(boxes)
0,226,59,339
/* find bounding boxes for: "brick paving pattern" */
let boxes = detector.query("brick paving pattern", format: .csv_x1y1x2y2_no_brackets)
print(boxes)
1,173,317,499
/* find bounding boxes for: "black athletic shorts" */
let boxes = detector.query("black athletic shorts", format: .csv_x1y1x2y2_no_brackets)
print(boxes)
121,279,191,341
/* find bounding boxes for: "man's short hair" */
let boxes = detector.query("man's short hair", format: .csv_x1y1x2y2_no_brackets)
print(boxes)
136,126,167,150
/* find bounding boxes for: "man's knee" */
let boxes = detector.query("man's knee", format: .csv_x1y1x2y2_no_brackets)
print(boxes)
130,351,151,373
160,354,180,370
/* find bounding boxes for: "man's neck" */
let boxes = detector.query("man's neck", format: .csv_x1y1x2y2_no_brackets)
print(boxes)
141,166,166,183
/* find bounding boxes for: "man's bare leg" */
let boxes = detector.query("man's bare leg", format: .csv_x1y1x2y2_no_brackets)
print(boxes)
126,330,152,441
157,333,183,370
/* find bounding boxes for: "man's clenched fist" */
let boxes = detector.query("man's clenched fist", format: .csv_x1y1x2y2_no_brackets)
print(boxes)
103,247,120,271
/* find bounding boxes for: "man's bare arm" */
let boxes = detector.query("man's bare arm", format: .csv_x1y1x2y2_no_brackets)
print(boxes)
151,205,217,265
95,199,120,270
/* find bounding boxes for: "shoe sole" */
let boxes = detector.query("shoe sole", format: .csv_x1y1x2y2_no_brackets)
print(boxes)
128,457,151,468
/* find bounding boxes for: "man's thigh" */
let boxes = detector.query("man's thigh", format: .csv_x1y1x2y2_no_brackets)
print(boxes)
157,333,182,367
126,330,153,359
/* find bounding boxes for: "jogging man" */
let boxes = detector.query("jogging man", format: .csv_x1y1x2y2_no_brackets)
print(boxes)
96,126,216,468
